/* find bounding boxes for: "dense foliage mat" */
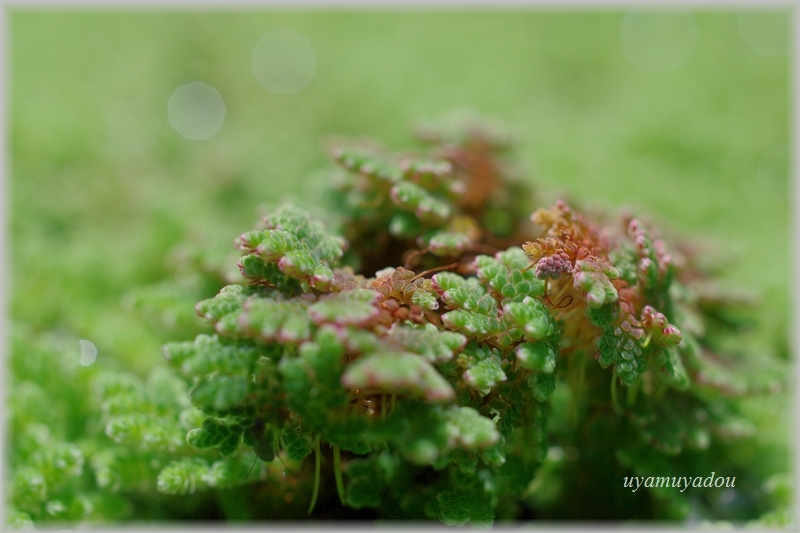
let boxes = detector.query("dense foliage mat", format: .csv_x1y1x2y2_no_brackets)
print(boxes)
9,114,792,527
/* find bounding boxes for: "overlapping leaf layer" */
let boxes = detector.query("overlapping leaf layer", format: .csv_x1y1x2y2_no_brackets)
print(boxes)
9,116,788,527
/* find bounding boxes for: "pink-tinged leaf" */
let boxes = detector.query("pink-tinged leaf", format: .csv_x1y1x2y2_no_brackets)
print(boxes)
308,289,383,327
341,351,455,403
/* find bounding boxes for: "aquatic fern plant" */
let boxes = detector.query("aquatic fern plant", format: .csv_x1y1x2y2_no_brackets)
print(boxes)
8,115,791,527
149,116,789,524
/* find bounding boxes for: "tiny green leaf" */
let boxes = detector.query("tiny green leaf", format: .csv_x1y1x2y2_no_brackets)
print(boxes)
342,352,455,403
444,406,500,449
156,458,210,495
189,375,250,412
515,342,556,374
437,487,494,527
308,289,382,327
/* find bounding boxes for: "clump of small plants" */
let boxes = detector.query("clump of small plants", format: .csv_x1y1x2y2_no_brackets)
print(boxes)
8,115,792,527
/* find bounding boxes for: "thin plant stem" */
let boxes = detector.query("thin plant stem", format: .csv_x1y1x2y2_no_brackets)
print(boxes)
307,436,321,515
642,332,653,348
404,247,430,269
610,374,620,413
570,351,587,427
333,444,345,505
551,279,569,300
243,455,258,481
555,303,583,323
410,262,460,281
542,279,553,307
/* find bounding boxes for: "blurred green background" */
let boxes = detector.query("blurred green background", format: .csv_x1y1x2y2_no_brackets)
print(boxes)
9,9,790,401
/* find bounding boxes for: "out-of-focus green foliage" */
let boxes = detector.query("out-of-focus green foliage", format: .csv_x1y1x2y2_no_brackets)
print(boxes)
8,9,792,528
7,324,225,525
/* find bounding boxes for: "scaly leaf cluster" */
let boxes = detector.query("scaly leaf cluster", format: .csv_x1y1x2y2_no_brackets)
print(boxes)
152,118,788,525
329,113,534,275
10,115,788,527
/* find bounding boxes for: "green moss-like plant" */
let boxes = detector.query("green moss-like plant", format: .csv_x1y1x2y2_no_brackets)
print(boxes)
8,115,792,527
151,115,790,525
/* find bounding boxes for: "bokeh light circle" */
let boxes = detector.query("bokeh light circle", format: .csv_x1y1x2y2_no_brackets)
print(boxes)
78,339,97,366
167,82,226,140
252,29,317,94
